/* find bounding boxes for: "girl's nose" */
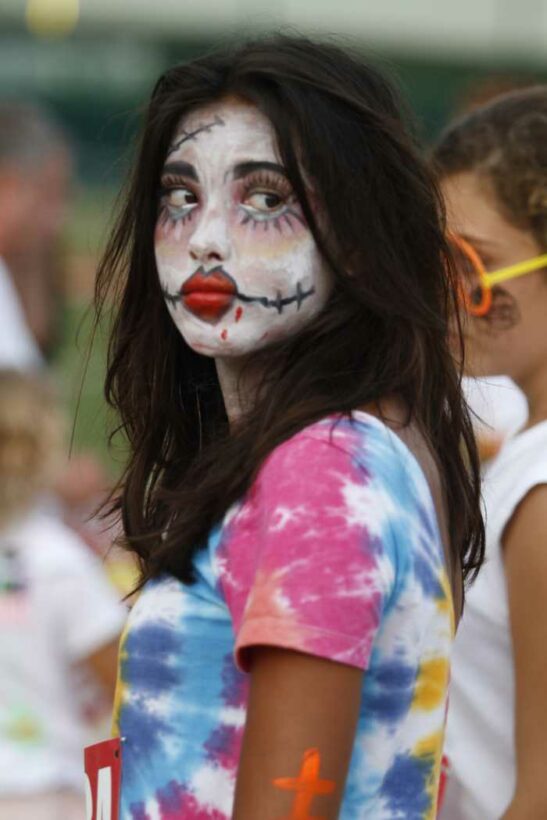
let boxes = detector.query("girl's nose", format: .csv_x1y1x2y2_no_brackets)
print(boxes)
188,208,231,265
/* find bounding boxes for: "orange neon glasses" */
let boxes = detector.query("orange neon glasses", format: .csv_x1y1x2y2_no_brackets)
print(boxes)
449,233,547,317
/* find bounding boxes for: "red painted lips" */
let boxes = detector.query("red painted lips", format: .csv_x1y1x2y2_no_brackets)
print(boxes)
181,266,237,323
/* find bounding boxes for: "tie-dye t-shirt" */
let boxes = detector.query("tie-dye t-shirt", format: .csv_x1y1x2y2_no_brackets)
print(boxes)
113,411,454,819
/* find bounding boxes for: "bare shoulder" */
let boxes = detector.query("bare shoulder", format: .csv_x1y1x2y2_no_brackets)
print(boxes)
360,397,443,499
360,397,462,620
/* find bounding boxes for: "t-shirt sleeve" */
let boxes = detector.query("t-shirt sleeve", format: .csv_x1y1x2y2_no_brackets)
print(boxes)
219,430,398,673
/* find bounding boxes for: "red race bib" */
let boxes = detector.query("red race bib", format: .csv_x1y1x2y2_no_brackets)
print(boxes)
84,737,122,820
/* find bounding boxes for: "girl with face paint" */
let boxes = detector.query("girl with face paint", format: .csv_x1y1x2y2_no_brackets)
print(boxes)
95,36,484,819
434,87,547,820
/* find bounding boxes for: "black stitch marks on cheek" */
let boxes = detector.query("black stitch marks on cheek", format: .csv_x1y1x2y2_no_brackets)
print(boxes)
167,115,225,157
481,287,521,331
236,283,315,314
238,208,305,233
161,286,180,309
160,276,316,316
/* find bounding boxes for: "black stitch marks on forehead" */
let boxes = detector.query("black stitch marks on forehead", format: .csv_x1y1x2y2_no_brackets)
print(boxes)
167,115,225,158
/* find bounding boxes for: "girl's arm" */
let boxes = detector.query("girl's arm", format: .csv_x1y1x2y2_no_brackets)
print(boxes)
502,484,547,819
84,638,121,702
232,646,363,820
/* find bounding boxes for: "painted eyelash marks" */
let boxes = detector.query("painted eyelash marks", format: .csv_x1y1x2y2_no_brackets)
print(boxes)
239,208,305,233
157,183,198,231
158,203,303,236
158,207,195,232
158,196,304,235
238,170,305,231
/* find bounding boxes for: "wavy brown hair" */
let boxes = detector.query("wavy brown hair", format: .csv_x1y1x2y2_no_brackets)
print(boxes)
0,370,63,527
433,85,547,249
96,35,484,587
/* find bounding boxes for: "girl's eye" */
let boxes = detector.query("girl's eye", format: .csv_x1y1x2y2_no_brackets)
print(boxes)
244,191,284,212
165,188,198,208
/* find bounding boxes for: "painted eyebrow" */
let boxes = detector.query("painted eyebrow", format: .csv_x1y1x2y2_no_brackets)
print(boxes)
232,161,288,180
160,161,199,182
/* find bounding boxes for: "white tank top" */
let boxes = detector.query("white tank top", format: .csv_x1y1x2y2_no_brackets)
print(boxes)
441,420,547,819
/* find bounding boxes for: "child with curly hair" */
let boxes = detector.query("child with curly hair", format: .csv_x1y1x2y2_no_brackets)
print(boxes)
435,86,547,819
0,371,124,820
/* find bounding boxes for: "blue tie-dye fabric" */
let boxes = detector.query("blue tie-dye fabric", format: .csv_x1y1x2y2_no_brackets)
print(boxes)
113,412,454,818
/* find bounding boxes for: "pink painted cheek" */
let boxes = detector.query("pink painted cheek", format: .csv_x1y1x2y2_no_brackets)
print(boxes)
235,224,308,258
154,212,196,249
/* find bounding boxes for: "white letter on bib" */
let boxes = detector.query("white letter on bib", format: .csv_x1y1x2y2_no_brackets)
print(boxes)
96,766,112,820
85,773,93,820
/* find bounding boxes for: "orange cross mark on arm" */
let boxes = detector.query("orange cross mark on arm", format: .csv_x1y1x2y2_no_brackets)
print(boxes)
273,747,336,820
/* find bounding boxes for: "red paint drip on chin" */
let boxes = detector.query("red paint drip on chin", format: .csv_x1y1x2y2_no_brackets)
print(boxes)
235,307,243,322
221,329,228,341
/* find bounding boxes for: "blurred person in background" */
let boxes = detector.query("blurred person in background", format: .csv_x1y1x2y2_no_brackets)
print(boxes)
0,102,110,516
434,86,547,819
462,375,527,461
453,79,535,461
96,35,484,819
0,370,124,820
0,102,70,368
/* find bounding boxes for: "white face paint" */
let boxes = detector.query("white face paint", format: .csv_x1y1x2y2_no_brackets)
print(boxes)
154,98,332,357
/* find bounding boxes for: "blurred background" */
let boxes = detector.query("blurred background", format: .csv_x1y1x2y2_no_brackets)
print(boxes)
0,2,545,814
1,0,546,469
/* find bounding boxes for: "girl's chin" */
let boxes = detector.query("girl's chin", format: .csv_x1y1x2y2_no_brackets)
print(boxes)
183,332,272,358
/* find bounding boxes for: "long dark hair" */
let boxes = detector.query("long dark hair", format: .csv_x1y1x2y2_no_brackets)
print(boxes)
96,35,484,587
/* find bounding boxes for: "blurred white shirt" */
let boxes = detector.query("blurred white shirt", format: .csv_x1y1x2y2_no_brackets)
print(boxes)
463,375,528,439
441,420,547,818
0,507,126,795
0,257,42,370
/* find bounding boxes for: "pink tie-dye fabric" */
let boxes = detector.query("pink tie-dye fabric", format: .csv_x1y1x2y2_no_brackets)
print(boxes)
218,428,394,673
115,413,453,819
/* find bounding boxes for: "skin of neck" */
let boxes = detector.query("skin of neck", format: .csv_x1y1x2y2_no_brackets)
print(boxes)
215,355,261,425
